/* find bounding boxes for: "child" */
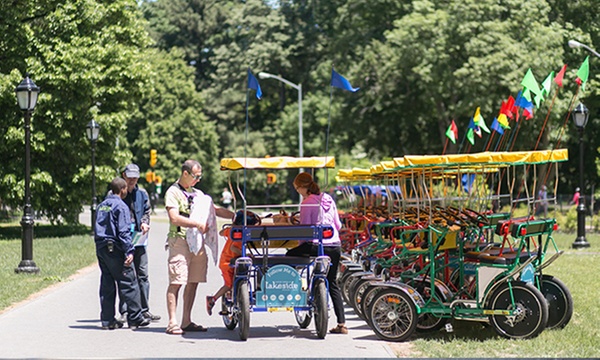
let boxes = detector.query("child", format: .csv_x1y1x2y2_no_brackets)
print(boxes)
206,210,258,315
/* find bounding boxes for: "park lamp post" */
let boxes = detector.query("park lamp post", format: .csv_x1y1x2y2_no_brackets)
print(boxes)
15,74,40,274
258,72,303,160
571,103,591,249
568,40,600,58
86,120,100,233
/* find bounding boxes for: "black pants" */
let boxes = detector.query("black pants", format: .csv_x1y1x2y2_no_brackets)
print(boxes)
120,246,149,315
286,243,345,324
96,245,144,325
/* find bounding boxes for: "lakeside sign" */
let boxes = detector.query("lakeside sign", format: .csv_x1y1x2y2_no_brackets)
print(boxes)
256,264,306,307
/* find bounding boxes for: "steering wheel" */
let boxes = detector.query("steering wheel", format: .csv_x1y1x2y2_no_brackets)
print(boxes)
234,210,262,226
290,211,301,225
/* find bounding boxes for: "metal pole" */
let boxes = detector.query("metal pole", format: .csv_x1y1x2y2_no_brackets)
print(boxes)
91,140,97,235
15,110,40,273
572,126,590,248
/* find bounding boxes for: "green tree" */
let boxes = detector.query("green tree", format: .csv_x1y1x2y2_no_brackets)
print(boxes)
0,0,153,223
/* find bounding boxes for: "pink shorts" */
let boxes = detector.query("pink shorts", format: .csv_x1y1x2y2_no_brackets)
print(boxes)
167,236,208,284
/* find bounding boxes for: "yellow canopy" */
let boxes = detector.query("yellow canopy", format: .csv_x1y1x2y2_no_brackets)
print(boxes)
391,149,568,170
220,156,336,170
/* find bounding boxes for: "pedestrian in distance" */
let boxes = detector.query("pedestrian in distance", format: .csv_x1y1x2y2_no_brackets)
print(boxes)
535,185,548,218
117,163,161,324
570,187,581,206
164,160,235,335
286,172,348,334
94,177,150,330
221,187,233,210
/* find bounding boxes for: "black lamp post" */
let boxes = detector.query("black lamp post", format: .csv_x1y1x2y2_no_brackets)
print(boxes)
15,74,40,274
571,103,591,249
86,120,100,233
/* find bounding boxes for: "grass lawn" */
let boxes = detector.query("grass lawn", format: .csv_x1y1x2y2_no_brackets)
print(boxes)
0,224,96,312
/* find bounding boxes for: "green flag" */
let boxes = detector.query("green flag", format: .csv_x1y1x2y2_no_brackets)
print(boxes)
576,56,590,91
473,107,490,133
541,71,554,96
467,128,475,145
521,69,542,96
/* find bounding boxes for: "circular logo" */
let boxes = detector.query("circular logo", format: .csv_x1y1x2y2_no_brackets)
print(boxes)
287,294,293,301
295,294,301,301
270,294,276,301
278,294,285,301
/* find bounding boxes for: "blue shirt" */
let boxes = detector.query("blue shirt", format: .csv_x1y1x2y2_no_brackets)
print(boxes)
94,194,134,255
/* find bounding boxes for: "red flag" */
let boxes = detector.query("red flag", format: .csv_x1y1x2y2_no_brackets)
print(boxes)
554,64,567,87
523,108,534,120
503,95,516,119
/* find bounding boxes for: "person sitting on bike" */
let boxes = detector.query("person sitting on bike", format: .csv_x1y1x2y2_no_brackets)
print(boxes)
206,210,258,315
286,172,347,334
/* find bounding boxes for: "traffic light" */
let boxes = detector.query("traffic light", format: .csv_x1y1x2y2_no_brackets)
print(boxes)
150,149,157,167
266,173,277,185
145,170,155,183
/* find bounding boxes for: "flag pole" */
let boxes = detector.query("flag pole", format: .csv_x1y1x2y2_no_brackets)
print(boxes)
243,86,250,214
325,74,334,186
442,137,449,155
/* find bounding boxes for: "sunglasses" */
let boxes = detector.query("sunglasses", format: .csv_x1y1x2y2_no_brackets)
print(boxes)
189,172,202,181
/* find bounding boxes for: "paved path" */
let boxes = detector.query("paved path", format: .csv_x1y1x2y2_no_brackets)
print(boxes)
0,209,394,359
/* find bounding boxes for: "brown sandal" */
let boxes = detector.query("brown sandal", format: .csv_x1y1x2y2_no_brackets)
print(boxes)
329,324,348,334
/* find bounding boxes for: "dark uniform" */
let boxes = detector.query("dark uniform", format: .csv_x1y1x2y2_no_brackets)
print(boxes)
94,194,146,328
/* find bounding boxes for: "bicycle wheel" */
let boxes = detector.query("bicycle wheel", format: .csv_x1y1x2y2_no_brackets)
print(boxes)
367,288,418,342
361,285,384,329
351,278,378,320
236,281,250,341
488,280,548,339
221,294,237,330
313,279,328,339
294,309,312,329
539,274,573,329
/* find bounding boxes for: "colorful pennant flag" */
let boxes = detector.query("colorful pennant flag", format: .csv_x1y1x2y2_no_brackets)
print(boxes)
331,69,360,92
521,69,542,96
247,68,263,99
497,113,510,129
466,127,475,145
445,120,458,144
468,117,481,138
491,117,504,135
554,64,567,87
541,72,554,96
473,107,490,133
575,56,590,91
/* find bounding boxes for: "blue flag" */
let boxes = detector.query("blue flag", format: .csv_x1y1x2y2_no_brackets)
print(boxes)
490,117,504,135
331,69,360,92
461,173,476,193
247,68,262,99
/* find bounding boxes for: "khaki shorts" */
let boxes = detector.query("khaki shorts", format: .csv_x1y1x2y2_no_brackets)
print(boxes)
167,236,208,284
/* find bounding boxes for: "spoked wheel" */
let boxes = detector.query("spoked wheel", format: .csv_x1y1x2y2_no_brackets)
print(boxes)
367,288,418,342
539,275,573,329
221,294,237,330
488,280,548,339
361,285,384,329
236,281,250,341
313,279,329,339
294,309,312,329
351,278,380,320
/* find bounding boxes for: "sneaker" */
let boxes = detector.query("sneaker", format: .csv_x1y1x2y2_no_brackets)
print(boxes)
101,319,124,330
143,311,161,321
129,317,151,329
118,312,127,324
329,324,348,334
206,296,216,316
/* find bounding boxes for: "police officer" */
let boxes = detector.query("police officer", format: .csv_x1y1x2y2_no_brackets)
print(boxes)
95,177,150,329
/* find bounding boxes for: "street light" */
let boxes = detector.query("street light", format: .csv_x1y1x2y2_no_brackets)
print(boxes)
14,74,40,274
568,40,600,58
571,103,590,249
86,119,100,233
258,72,303,159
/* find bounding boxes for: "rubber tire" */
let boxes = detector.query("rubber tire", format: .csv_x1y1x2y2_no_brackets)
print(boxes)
367,287,418,342
539,275,573,330
488,280,548,339
361,285,384,329
313,279,328,339
221,294,237,330
237,281,250,341
294,309,312,329
350,278,375,320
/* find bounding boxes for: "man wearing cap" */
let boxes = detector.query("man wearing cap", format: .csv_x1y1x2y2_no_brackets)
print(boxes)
117,163,161,322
